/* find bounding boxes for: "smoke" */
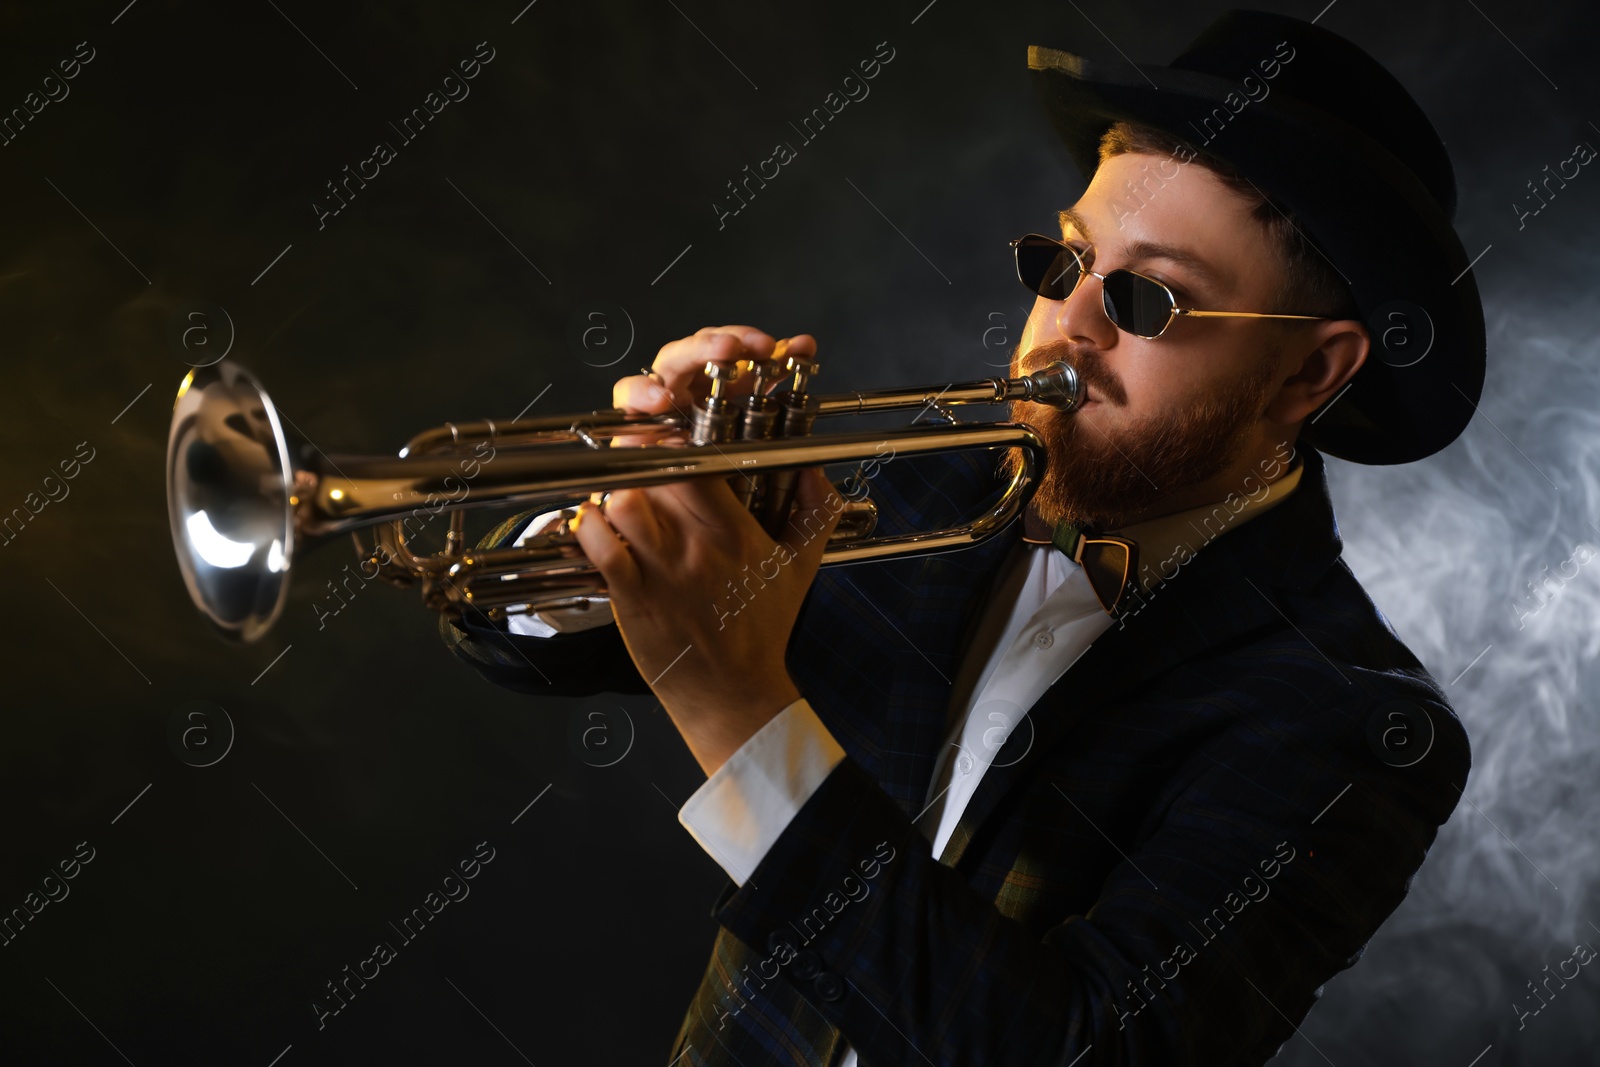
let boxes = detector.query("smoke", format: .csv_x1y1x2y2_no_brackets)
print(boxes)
1308,298,1600,1059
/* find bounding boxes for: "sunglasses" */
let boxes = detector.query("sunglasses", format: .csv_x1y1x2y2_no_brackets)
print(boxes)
1010,233,1327,340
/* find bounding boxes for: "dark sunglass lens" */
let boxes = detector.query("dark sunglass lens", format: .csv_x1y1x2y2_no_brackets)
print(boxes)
1101,271,1174,337
1016,238,1080,301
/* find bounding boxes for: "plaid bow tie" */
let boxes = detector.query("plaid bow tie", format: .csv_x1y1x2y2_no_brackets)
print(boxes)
1051,521,1140,618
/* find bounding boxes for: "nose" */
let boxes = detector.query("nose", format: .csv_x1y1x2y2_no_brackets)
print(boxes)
1028,265,1117,353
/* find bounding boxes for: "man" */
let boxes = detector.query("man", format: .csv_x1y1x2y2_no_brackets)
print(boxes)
443,10,1484,1065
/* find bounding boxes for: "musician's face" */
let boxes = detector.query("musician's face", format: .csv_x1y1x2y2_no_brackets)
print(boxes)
1009,151,1309,531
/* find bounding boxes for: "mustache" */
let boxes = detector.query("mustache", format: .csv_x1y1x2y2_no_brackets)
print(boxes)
1016,339,1121,405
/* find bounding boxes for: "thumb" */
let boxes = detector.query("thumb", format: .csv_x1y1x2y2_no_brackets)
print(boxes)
781,467,846,575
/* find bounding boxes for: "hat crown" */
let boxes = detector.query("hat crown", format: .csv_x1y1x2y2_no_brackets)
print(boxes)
1168,9,1456,219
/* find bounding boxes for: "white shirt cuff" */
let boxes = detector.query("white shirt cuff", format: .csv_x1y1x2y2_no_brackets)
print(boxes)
677,698,846,886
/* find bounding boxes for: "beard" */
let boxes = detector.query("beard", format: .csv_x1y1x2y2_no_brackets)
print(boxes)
1003,339,1281,531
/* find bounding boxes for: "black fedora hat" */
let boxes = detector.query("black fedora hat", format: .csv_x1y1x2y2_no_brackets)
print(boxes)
1027,8,1486,465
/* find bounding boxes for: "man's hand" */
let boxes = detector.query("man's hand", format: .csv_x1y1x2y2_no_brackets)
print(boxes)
609,324,814,415
570,326,841,778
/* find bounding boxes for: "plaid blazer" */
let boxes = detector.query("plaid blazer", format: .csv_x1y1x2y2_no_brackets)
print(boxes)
441,443,1471,1066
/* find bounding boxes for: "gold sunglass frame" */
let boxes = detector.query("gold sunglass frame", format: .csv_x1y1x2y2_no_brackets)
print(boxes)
1010,233,1329,340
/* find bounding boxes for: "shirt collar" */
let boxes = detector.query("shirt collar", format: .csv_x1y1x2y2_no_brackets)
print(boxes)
1020,447,1305,600
1111,449,1304,596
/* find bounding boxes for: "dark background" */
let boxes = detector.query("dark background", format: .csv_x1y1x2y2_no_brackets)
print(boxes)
1,0,1597,1063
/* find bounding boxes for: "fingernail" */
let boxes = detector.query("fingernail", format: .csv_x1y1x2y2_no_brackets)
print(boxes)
648,385,667,402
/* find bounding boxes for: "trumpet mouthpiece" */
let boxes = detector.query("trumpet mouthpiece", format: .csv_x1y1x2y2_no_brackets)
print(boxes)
1019,360,1085,411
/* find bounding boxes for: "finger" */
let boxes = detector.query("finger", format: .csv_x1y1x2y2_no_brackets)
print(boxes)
691,324,779,361
593,487,674,566
612,372,677,414
613,331,818,413
570,502,642,594
612,343,729,413
775,333,817,362
652,472,760,537
780,466,845,574
658,330,757,399
651,326,775,398
747,333,817,396
601,416,684,451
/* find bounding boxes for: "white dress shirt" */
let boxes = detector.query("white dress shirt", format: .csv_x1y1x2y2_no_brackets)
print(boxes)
674,452,1305,1067
495,453,1304,1065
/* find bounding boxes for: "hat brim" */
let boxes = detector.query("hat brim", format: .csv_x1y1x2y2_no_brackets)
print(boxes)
1028,45,1486,466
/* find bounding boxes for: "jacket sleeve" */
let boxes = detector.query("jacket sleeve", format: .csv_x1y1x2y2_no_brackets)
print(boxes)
436,506,651,698
703,686,1471,1066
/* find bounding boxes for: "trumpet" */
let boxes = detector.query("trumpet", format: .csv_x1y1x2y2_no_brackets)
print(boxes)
165,346,1084,642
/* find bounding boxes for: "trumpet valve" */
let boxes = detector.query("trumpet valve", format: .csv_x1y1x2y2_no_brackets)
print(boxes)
692,359,745,444
745,357,786,403
784,351,819,396
703,359,742,404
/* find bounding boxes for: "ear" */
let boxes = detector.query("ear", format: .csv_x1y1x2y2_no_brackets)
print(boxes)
1266,320,1369,426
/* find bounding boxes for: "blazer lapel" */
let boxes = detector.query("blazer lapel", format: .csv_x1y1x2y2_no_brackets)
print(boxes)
871,529,1018,820
937,444,1345,871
